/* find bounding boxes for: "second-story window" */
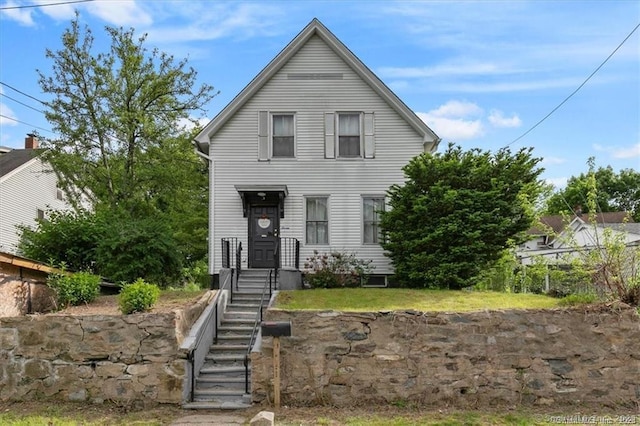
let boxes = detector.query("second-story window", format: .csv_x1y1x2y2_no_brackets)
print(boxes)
338,113,361,157
272,114,295,158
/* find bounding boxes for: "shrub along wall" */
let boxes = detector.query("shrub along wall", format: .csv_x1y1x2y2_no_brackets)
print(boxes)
0,291,214,404
252,304,640,409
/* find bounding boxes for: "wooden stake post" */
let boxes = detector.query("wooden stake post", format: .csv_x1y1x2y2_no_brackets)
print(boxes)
273,336,281,408
260,321,291,409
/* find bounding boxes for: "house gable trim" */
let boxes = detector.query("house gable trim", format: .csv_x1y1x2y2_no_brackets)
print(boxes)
195,18,439,150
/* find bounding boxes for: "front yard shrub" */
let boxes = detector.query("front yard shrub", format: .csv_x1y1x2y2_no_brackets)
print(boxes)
97,216,182,288
47,270,101,309
118,279,160,314
558,293,597,306
304,250,374,288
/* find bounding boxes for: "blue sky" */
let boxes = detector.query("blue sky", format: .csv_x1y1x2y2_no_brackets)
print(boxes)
1,0,638,189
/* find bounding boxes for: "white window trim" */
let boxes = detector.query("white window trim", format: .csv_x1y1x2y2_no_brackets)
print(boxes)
304,195,330,246
362,195,385,245
336,112,363,159
270,112,297,159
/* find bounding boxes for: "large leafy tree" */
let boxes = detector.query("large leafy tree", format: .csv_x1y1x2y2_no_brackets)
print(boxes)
25,15,216,283
38,15,215,212
545,162,640,221
380,144,544,289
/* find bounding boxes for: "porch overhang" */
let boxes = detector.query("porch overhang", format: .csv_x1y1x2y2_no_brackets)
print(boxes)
235,185,289,218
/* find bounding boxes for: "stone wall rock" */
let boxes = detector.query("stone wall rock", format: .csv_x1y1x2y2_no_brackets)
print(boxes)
252,305,640,409
0,291,214,404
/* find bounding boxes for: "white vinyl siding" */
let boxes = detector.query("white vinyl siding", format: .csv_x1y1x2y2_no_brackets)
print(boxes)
208,34,432,274
0,157,73,254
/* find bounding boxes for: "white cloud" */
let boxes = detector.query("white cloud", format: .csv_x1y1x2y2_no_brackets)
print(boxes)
85,0,152,27
611,143,640,159
177,116,210,132
545,177,568,189
0,101,17,126
428,100,483,118
488,110,522,128
145,2,282,44
378,62,515,79
541,156,566,166
439,77,584,94
593,142,640,159
417,100,485,141
419,114,484,141
1,0,35,26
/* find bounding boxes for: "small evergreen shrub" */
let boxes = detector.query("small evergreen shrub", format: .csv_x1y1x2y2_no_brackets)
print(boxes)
47,271,101,309
304,250,374,288
118,279,160,314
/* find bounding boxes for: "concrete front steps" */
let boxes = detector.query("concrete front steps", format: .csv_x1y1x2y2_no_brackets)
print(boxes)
183,269,275,410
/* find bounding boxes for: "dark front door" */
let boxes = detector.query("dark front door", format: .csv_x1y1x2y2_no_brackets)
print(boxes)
249,205,279,268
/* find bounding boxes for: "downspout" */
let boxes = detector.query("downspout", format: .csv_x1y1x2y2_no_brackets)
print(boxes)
194,142,217,290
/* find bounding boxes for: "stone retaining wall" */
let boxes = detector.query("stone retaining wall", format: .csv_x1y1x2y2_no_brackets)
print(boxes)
252,305,640,408
0,291,214,404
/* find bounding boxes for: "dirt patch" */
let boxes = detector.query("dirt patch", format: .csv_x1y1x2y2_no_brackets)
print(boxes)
52,290,209,316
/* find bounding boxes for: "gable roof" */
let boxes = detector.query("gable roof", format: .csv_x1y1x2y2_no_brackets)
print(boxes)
195,18,440,151
528,212,635,236
0,149,43,180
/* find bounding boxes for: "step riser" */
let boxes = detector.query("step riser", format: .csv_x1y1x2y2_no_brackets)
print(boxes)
189,271,268,408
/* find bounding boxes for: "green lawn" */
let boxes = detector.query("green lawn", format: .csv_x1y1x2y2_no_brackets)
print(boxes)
275,288,561,312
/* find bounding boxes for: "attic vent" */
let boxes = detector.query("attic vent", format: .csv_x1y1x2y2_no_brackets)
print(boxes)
287,73,343,80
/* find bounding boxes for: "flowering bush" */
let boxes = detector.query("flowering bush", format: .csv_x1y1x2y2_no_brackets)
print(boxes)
304,250,374,288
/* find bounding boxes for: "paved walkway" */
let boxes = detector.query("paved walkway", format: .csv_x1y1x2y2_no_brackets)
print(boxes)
170,413,247,425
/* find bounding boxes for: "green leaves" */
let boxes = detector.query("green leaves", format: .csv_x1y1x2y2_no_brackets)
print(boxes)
30,14,214,279
118,279,160,314
381,143,544,289
545,164,640,221
47,270,101,309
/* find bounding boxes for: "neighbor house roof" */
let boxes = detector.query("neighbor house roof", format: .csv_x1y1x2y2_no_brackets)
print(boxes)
0,251,58,274
0,149,43,180
194,18,440,151
528,212,634,236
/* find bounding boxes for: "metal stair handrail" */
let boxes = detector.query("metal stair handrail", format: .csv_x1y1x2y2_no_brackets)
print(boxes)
185,268,233,402
243,267,276,395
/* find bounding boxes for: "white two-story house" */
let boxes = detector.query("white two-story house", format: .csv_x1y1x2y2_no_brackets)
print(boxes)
194,19,440,286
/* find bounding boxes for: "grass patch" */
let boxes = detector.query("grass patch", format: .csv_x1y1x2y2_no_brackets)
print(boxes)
0,401,180,426
275,407,559,425
157,289,207,303
275,288,561,312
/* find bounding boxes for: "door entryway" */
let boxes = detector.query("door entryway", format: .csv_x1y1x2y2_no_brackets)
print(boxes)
249,205,279,268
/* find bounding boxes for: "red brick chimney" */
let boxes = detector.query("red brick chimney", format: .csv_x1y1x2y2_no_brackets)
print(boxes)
25,133,39,149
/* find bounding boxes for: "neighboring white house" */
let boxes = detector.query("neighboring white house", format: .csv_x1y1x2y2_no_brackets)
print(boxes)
517,212,640,265
194,19,440,283
0,134,73,254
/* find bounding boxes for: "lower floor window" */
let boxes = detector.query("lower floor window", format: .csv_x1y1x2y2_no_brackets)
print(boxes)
363,197,385,244
306,197,328,244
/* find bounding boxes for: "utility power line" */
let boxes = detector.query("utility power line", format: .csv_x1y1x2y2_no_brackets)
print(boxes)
0,93,44,113
0,0,93,10
505,21,640,148
0,114,54,134
0,81,45,105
